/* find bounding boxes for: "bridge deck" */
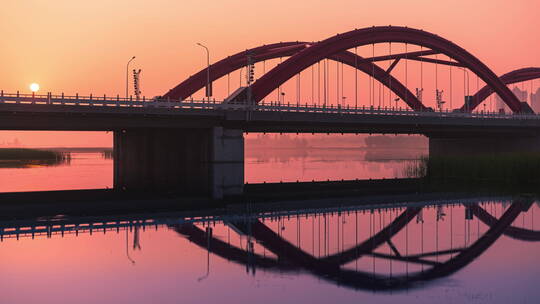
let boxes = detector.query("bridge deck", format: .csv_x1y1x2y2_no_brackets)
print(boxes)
1,92,540,135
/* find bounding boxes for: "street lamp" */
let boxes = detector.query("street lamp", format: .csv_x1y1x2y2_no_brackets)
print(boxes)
197,43,211,101
461,67,471,111
126,56,136,99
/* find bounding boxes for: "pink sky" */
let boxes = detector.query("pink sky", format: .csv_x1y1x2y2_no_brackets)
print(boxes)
0,0,539,146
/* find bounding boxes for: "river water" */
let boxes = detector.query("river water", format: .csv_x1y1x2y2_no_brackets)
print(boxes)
0,199,538,303
1,147,539,303
0,147,424,192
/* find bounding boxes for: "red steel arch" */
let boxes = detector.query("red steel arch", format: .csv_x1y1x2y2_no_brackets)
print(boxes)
163,42,428,110
250,26,524,113
459,67,540,112
163,42,307,100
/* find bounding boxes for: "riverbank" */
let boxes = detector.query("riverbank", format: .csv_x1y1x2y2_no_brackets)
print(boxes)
0,148,68,160
406,154,540,191
0,148,71,168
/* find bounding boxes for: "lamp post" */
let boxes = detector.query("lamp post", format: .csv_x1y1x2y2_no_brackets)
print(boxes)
197,43,211,101
126,56,136,99
461,67,470,111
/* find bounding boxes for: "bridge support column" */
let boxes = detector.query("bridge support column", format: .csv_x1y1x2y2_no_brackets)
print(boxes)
210,127,244,199
113,127,243,199
429,135,540,157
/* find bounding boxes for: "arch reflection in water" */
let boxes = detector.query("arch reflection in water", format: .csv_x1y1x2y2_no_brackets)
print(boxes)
1,197,539,302
172,198,536,291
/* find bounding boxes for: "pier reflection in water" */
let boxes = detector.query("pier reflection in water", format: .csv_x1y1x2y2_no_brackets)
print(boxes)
0,198,539,303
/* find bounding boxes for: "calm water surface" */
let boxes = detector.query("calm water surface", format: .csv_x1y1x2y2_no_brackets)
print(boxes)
0,199,538,303
3,147,537,303
0,147,423,192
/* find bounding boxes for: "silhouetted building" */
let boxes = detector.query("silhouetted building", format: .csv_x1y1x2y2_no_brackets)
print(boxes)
512,86,528,102
531,88,540,113
495,86,528,113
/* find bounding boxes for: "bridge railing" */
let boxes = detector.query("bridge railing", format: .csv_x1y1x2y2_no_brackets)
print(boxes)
0,91,538,120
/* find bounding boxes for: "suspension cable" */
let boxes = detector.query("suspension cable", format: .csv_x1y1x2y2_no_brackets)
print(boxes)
227,73,230,96
420,46,423,91
379,80,382,108
389,42,393,109
311,65,314,105
318,61,321,106
405,43,408,109
435,54,438,93
262,60,266,103
341,61,344,107
297,72,300,106
354,47,358,109
336,60,340,106
478,74,483,111
323,59,328,107
463,67,466,100
435,54,440,111
278,57,282,104
449,66,453,110
371,43,375,107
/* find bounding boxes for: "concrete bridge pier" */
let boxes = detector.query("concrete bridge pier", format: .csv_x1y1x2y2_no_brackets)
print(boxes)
210,127,244,199
113,127,243,199
429,134,540,157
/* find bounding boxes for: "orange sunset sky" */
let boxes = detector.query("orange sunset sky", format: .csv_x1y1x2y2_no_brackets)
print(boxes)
0,0,539,147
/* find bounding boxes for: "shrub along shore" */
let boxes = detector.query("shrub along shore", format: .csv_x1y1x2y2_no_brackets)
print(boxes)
0,148,69,161
405,153,540,191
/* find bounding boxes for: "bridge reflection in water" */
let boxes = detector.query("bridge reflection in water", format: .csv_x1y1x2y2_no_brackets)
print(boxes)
1,197,539,298
173,199,538,291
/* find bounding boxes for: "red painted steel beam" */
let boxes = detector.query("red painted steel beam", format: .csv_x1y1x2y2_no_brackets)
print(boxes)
163,41,427,110
364,49,439,62
386,58,400,73
408,56,464,67
249,26,524,113
163,42,307,100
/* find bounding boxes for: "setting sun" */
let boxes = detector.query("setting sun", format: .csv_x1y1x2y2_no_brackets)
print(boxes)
29,83,39,92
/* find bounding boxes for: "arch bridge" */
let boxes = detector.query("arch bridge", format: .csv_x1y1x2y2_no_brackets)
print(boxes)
1,26,539,198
